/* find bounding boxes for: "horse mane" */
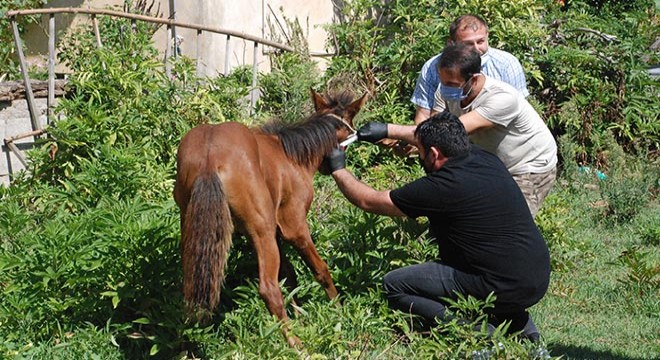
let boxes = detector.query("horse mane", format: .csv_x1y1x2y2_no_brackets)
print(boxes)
315,91,359,117
260,112,348,168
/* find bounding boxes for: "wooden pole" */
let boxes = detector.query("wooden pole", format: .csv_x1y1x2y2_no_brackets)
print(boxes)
10,18,42,134
165,25,172,78
224,34,231,76
4,130,46,168
169,0,178,58
48,14,55,124
92,14,106,71
5,141,28,168
92,14,103,48
0,80,68,101
6,8,294,52
196,29,202,78
251,41,258,115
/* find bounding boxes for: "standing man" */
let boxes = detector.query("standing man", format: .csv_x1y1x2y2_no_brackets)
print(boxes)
431,43,557,217
374,43,556,217
411,15,529,125
324,112,550,341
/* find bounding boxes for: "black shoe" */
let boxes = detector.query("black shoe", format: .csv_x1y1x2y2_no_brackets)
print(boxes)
472,321,496,337
492,311,541,342
521,315,540,343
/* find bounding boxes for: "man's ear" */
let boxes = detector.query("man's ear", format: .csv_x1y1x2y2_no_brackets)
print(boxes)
430,146,441,160
430,146,448,167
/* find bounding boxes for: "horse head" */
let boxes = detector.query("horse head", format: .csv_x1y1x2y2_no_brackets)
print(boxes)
311,89,368,174
311,88,368,135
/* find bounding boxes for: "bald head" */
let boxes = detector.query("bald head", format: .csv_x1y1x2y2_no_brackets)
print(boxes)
448,15,490,55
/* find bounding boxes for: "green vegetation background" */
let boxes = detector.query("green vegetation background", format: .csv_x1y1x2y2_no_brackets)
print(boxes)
0,0,658,359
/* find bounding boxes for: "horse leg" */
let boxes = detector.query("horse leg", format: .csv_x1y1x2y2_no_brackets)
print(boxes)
277,236,302,310
248,226,302,347
233,196,301,347
278,216,339,301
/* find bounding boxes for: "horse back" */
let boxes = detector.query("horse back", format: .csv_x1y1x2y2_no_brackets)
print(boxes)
174,121,314,223
175,123,261,203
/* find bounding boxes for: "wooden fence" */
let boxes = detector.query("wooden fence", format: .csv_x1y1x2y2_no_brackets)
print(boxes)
2,7,296,183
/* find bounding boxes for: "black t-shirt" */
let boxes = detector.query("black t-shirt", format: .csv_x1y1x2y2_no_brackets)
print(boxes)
390,145,550,310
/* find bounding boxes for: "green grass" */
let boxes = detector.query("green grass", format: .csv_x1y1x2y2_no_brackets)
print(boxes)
3,168,657,359
534,181,660,360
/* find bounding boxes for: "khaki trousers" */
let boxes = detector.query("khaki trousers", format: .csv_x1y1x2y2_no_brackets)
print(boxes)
512,167,557,217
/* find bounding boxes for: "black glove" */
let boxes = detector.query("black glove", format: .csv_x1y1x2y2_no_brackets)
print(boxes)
357,121,388,143
324,147,346,173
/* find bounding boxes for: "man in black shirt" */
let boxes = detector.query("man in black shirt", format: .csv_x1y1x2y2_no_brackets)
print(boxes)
323,111,550,341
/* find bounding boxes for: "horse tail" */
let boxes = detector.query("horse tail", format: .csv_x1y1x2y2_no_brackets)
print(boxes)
181,171,233,313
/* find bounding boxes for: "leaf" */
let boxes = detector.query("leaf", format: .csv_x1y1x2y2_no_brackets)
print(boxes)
99,291,117,297
149,344,160,356
107,132,117,146
132,317,151,325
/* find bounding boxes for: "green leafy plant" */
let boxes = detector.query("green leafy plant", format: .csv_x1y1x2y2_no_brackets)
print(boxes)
615,245,660,318
596,138,658,224
536,190,586,271
0,0,49,80
634,207,660,246
1,1,659,359
617,246,660,290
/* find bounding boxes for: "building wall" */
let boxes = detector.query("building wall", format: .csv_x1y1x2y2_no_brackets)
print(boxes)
0,98,50,185
22,0,336,76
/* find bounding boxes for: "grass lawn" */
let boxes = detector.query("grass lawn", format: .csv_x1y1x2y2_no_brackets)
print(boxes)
534,180,659,360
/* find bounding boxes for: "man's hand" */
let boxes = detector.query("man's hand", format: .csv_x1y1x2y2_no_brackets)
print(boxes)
357,122,388,143
324,147,346,173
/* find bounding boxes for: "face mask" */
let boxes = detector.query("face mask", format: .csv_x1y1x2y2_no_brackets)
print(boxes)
480,51,491,68
440,78,474,102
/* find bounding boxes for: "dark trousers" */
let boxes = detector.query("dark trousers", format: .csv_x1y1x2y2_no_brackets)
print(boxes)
382,261,531,333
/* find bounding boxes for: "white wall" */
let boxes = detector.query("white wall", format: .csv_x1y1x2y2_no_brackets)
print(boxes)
22,0,336,76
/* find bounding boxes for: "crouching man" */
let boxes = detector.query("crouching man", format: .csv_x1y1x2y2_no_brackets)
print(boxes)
323,111,550,341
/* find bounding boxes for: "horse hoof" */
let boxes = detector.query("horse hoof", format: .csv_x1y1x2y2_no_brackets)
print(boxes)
288,335,302,348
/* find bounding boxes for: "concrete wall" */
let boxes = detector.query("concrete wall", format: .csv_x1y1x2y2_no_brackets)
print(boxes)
0,98,50,186
22,0,336,76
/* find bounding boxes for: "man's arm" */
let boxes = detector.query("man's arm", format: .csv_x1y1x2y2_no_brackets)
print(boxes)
358,122,418,146
331,169,405,217
324,147,406,217
414,106,431,125
460,86,520,132
458,111,496,133
386,124,418,146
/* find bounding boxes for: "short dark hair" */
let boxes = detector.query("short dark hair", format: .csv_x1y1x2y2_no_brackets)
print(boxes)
414,111,470,158
438,43,481,81
449,15,489,41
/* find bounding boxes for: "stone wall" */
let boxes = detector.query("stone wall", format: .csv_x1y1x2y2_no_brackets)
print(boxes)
0,98,50,186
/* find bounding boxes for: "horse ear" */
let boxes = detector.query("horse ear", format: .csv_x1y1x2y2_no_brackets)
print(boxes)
311,88,329,112
345,93,368,121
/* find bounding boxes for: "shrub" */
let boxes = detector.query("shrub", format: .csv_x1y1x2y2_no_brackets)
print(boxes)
597,137,658,224
536,190,585,271
0,0,49,80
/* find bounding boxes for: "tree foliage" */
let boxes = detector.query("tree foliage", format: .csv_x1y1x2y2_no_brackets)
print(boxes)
0,0,48,80
325,0,659,165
